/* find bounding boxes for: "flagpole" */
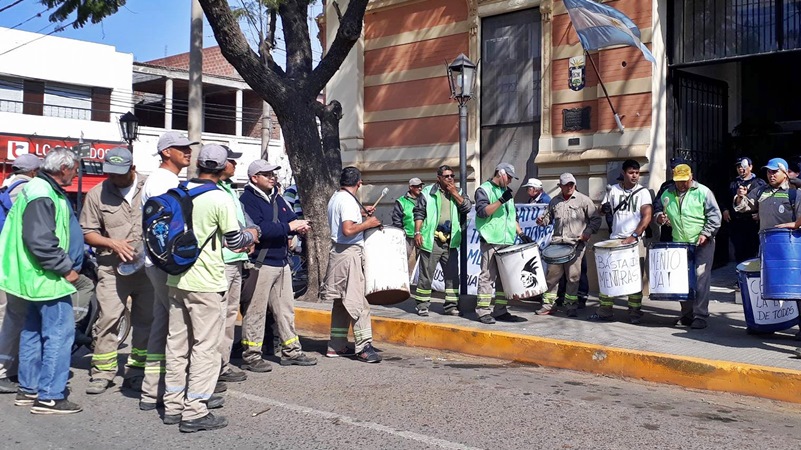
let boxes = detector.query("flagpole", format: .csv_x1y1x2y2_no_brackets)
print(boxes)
585,50,625,132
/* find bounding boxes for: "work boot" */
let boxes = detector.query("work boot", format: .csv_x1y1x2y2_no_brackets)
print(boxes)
214,381,228,393
86,379,111,395
139,400,162,411
122,375,144,392
218,368,247,383
163,414,182,425
628,307,644,325
280,353,318,366
241,359,273,373
577,296,588,310
478,314,496,324
207,394,225,409
690,318,708,329
0,377,18,394
493,312,527,323
417,308,429,317
566,303,578,318
179,412,228,433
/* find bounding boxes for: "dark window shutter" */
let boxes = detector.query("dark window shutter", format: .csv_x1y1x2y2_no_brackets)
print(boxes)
23,80,44,116
91,87,111,122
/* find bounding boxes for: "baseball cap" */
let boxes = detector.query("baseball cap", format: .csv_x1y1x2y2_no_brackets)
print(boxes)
522,178,542,188
409,177,423,186
673,164,692,181
156,131,199,153
559,173,577,185
495,162,518,179
247,160,281,178
11,153,41,172
764,158,789,173
669,156,689,169
736,157,753,167
221,144,243,160
102,147,133,175
197,144,228,170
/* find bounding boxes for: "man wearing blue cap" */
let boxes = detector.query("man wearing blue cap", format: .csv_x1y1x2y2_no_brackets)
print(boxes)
724,157,766,263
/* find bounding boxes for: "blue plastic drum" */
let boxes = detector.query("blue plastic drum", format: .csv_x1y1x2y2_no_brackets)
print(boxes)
760,228,801,300
648,242,696,300
738,259,800,333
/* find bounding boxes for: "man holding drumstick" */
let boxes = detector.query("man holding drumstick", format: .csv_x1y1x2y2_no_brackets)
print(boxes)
536,173,601,317
593,160,652,324
654,164,721,330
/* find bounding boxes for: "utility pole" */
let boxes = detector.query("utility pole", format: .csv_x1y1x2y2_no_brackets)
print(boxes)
188,0,203,178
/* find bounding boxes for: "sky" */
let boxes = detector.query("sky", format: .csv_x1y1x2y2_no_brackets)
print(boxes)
0,0,323,64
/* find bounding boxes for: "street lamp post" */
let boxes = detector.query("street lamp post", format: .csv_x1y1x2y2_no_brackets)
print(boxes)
446,53,477,298
119,111,140,151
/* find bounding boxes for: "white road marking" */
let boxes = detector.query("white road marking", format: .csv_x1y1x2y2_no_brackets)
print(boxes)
228,389,484,450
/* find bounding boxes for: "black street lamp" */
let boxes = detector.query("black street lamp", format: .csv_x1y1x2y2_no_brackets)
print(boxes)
119,111,139,151
446,53,478,298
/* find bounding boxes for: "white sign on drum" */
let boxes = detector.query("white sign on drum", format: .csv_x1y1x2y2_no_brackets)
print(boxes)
595,245,641,297
747,276,799,325
649,247,689,294
363,227,410,296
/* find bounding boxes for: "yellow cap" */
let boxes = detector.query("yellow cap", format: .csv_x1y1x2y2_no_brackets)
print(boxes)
672,164,692,181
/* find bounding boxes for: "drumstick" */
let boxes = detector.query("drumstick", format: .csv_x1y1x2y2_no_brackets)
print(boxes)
372,187,389,209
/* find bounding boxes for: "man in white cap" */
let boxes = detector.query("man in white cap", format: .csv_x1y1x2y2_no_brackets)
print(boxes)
79,147,153,395
0,153,41,394
139,131,198,410
161,144,260,432
536,173,601,317
523,178,550,204
391,177,424,283
239,160,315,371
473,162,529,324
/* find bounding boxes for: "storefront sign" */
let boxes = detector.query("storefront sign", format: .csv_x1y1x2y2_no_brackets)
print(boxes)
0,133,122,161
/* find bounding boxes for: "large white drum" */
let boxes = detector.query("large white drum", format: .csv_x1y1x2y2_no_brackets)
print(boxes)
495,243,548,300
363,226,410,305
594,239,642,297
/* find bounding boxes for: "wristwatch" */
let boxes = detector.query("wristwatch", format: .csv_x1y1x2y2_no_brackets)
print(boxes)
414,231,421,236
631,232,639,239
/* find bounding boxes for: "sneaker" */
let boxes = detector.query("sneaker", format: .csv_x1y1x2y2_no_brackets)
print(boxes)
678,315,693,327
0,377,18,394
356,344,382,363
442,306,459,316
30,398,82,415
280,353,318,366
214,381,228,394
86,379,111,395
536,303,555,315
179,412,228,433
14,390,37,406
122,376,144,392
417,308,429,317
326,346,355,358
218,368,247,383
478,314,496,324
163,413,182,425
207,394,225,410
493,312,527,323
690,318,708,329
241,359,273,373
139,400,161,411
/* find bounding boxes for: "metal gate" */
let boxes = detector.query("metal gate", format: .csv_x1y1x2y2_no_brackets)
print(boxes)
671,70,728,189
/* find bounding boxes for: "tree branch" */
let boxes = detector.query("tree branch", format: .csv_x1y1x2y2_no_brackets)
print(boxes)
305,0,369,98
198,0,288,104
279,1,313,83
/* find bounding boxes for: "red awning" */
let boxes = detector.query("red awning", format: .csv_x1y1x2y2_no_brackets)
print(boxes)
64,175,105,193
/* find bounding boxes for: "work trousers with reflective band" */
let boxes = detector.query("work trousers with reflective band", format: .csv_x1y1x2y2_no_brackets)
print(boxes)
91,266,154,381
323,244,373,353
405,237,418,285
163,287,224,421
543,245,587,308
680,238,716,320
220,262,242,373
18,296,74,401
476,241,509,318
414,241,459,311
140,266,170,405
241,263,302,361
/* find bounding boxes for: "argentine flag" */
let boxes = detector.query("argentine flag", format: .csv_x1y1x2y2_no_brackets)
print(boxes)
563,0,656,64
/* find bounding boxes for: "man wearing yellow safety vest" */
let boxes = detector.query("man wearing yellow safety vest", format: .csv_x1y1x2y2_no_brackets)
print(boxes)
391,177,424,280
412,166,473,316
473,163,529,324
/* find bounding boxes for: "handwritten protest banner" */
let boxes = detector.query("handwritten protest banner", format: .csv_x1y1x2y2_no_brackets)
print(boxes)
594,242,641,297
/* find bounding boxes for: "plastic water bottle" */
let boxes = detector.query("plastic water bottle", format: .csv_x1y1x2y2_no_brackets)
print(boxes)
117,241,145,276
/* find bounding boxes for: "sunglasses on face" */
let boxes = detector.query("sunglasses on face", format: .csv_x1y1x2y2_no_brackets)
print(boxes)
440,174,455,179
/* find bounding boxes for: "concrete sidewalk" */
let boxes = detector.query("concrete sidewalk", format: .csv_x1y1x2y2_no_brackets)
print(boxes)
294,262,801,404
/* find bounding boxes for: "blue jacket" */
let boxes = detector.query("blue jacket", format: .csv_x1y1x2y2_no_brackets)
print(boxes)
240,184,297,267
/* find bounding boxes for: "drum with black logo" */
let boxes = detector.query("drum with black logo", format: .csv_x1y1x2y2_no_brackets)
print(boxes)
495,243,547,299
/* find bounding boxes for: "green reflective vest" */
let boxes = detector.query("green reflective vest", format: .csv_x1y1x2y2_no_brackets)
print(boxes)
218,181,249,263
419,185,464,252
661,183,710,243
475,181,517,245
397,195,416,238
0,177,76,301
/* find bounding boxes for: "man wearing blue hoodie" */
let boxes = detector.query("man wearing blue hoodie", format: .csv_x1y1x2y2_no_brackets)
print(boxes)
239,160,316,372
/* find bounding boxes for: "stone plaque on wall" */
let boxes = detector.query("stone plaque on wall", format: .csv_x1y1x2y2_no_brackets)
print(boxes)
562,107,591,132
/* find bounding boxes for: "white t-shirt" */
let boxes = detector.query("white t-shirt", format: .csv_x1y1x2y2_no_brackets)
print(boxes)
118,175,138,205
142,168,180,266
327,190,364,245
602,183,652,239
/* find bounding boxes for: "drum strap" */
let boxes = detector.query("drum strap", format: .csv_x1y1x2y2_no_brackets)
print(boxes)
343,188,370,216
613,186,647,214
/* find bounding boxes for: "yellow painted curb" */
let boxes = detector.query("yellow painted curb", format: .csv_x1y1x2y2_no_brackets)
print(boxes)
296,307,801,404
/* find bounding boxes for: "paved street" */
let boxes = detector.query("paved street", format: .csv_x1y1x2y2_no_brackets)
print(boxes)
3,335,801,449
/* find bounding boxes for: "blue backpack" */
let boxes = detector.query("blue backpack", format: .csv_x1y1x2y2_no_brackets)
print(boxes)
142,181,219,275
0,179,29,232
